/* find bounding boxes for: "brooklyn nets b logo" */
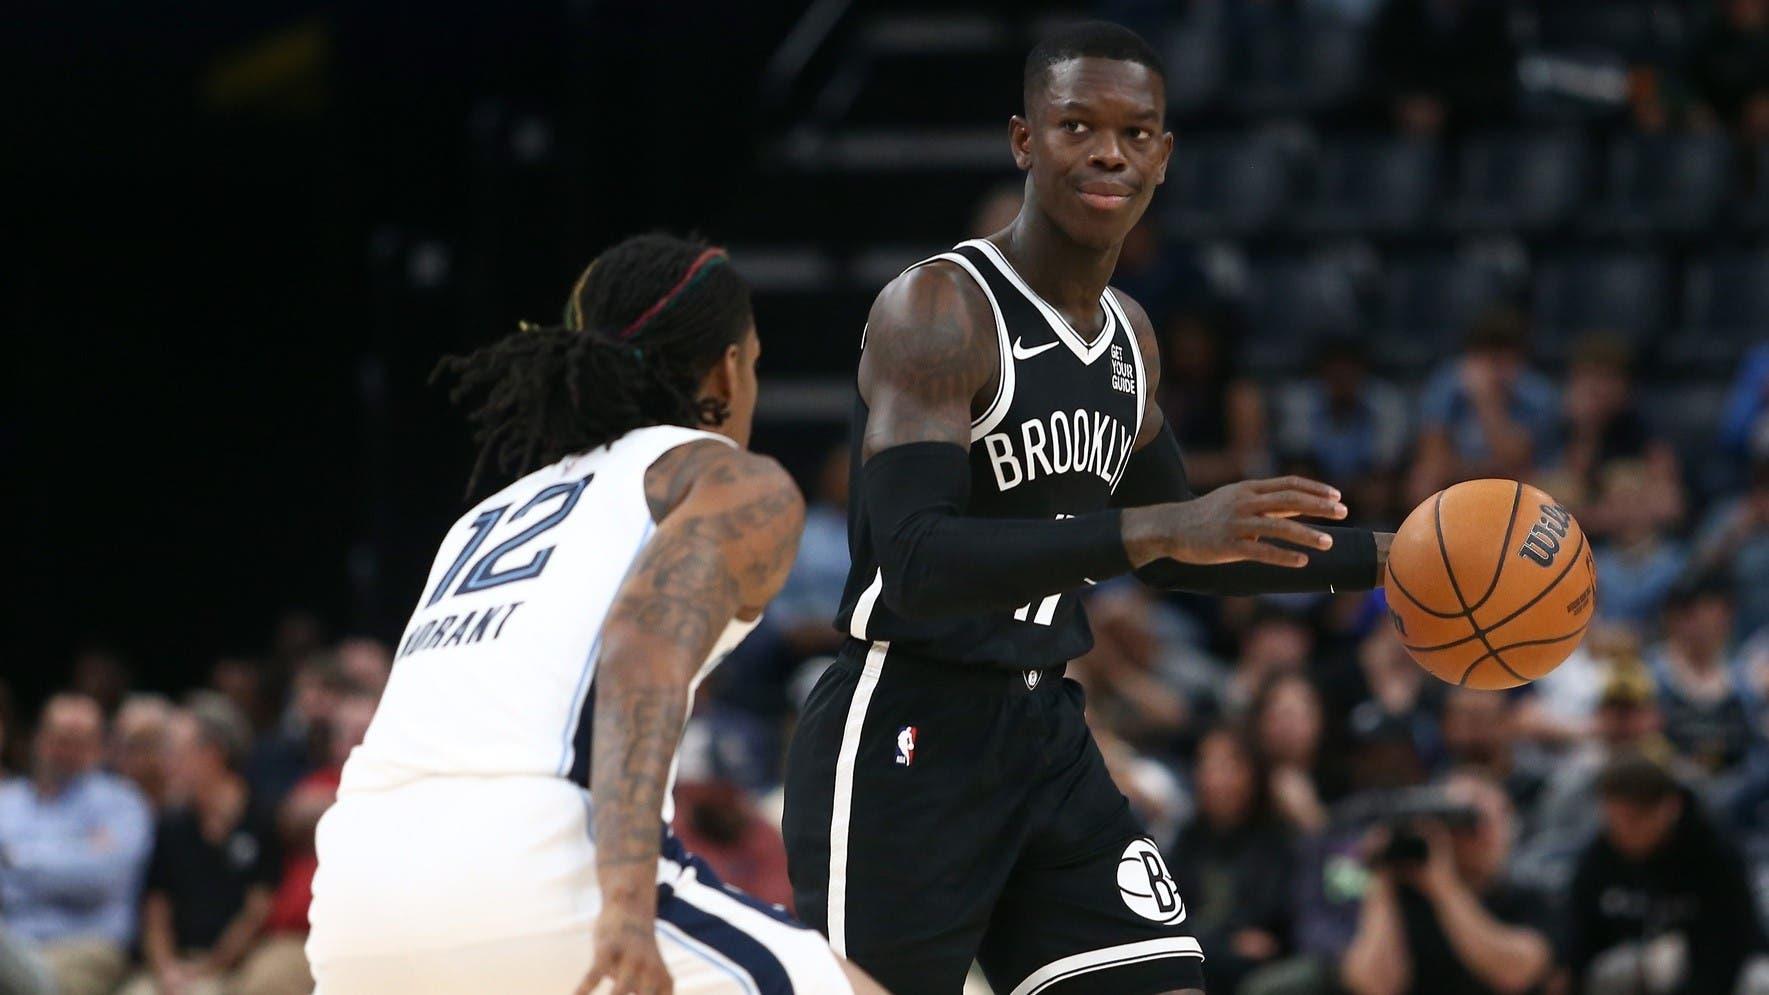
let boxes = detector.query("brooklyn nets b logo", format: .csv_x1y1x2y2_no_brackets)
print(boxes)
1116,838,1184,924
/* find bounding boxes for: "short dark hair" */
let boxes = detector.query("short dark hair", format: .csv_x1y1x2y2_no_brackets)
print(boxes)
1023,21,1166,111
1597,752,1680,804
1663,568,1734,611
435,233,752,492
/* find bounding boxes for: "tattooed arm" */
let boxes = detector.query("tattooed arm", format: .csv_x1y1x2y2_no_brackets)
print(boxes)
578,440,804,995
855,264,1344,620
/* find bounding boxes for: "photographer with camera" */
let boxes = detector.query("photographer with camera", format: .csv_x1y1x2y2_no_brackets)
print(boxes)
1341,769,1553,995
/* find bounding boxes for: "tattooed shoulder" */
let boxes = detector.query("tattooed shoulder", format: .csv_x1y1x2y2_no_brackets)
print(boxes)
644,439,739,522
858,261,1000,456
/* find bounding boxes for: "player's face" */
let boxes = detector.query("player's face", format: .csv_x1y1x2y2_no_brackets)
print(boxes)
1013,58,1172,250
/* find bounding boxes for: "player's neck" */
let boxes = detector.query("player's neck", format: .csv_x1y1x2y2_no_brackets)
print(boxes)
994,210,1121,316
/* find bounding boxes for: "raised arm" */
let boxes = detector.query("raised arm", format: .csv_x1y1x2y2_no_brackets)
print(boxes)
1108,289,1391,594
856,265,1347,619
581,441,805,995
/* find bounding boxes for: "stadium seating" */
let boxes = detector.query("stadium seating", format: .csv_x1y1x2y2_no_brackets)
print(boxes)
1587,132,1731,234
1530,251,1670,359
1446,131,1590,233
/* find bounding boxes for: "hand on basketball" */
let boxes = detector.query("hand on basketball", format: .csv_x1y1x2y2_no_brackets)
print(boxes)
1127,476,1347,568
580,906,672,995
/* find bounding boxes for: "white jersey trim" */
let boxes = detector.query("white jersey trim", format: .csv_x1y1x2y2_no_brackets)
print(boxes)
827,640,888,955
1008,936,1204,995
896,251,1017,442
847,569,884,641
1103,289,1146,493
962,239,1116,367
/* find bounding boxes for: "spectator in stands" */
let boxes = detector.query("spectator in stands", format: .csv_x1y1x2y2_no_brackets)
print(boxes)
335,638,392,700
1157,305,1271,493
1366,0,1518,135
1221,606,1317,719
1719,345,1769,472
1252,672,1340,834
1592,462,1690,628
1070,585,1194,758
770,442,852,662
1647,572,1757,776
250,683,375,995
123,697,285,995
1277,336,1410,527
1350,623,1445,773
210,658,272,737
1686,0,1769,140
1692,450,1769,640
1563,753,1762,995
1410,309,1559,503
1171,726,1295,993
111,693,173,811
1530,662,1693,852
1438,689,1545,816
1340,769,1553,995
0,694,153,995
1549,335,1684,537
246,652,348,808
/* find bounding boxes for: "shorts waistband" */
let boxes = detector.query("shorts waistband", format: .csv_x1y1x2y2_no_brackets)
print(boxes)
837,638,1066,691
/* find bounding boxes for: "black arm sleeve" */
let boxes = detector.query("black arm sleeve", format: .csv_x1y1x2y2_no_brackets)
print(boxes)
862,442,1134,618
1113,423,1380,595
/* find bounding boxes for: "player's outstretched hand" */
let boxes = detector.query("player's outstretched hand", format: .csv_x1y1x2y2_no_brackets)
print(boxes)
1124,476,1348,568
580,906,672,995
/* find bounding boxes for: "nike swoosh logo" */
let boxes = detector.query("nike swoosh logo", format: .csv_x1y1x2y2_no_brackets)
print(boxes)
1012,337,1060,360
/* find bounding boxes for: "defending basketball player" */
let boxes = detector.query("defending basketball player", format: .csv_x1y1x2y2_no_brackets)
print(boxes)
305,235,885,995
782,23,1394,995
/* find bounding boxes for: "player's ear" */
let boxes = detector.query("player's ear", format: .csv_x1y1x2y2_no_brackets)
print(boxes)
700,342,741,406
1009,115,1033,171
1155,130,1174,185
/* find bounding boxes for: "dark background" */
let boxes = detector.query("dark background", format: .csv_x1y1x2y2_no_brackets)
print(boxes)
6,0,824,698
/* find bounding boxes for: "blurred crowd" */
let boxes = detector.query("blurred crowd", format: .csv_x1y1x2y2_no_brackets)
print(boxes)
5,0,1769,993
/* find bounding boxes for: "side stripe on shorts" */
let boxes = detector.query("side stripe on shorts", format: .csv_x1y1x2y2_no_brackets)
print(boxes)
1008,937,1204,995
657,879,795,995
827,639,888,955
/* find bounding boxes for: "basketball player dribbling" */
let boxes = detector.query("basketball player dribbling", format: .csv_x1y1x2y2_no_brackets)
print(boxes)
306,234,886,994
781,22,1395,995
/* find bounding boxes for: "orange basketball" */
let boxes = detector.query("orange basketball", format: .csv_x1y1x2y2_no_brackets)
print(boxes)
1384,479,1597,689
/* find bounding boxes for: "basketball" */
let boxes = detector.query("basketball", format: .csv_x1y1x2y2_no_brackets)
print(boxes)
1385,479,1597,690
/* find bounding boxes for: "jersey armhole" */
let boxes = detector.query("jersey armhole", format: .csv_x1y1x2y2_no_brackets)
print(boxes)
891,252,1016,442
1103,288,1147,493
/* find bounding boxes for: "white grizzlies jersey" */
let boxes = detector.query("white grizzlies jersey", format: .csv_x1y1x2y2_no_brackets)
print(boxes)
342,425,758,811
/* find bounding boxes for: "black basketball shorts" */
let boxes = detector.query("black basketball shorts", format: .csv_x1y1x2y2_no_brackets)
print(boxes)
782,639,1206,995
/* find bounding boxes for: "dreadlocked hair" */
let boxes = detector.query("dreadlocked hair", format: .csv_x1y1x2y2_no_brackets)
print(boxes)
433,233,752,492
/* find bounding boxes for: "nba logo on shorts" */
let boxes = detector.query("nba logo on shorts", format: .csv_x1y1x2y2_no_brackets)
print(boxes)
895,726,917,766
1117,838,1184,924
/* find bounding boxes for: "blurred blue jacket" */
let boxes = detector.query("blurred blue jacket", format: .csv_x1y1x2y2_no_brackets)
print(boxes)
0,771,152,947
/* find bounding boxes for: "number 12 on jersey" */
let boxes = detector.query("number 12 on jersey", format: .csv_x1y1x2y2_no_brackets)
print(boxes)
425,474,593,607
1013,514,1074,626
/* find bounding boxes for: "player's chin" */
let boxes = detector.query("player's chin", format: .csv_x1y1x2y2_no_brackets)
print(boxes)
1059,212,1135,250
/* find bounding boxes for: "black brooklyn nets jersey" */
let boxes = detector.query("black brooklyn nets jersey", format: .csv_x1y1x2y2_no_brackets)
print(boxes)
835,238,1147,668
